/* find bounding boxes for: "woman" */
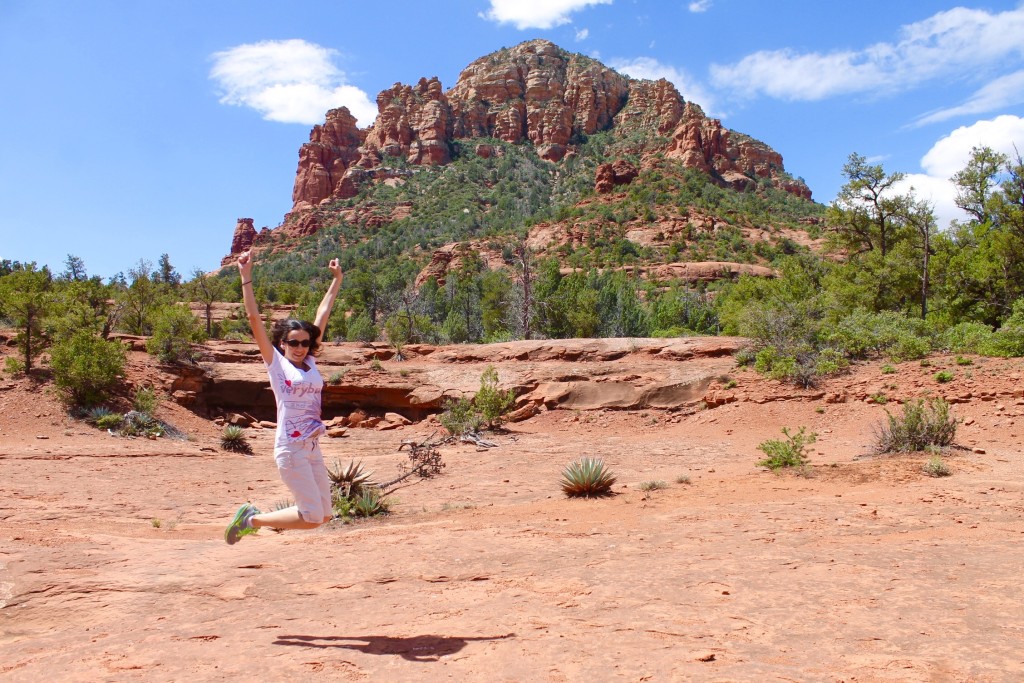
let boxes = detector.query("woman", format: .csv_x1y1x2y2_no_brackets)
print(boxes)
225,250,343,545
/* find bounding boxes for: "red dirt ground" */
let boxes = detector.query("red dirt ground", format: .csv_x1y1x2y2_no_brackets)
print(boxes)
1,341,1023,682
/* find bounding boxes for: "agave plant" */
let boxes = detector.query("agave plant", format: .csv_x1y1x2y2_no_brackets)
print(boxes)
560,457,617,498
84,406,115,425
328,459,375,498
220,424,251,453
351,487,390,517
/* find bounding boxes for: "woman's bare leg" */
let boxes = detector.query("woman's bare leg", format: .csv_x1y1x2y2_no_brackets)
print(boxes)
251,506,324,530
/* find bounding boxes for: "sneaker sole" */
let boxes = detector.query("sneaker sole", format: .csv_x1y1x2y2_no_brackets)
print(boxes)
225,503,252,545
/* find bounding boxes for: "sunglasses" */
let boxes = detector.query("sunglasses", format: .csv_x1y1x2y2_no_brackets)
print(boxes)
284,339,311,348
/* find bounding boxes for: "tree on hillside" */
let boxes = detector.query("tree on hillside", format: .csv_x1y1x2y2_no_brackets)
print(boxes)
155,253,181,287
186,268,229,336
901,196,937,319
118,259,168,335
508,241,537,340
940,146,1024,324
826,153,909,258
60,254,88,282
953,146,1008,225
0,263,54,371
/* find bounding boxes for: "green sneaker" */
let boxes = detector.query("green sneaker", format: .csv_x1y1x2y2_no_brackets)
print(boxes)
225,503,261,545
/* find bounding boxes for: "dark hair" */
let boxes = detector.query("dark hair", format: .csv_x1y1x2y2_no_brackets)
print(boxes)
271,319,322,356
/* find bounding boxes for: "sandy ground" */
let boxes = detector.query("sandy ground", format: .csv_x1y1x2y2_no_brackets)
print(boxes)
1,349,1023,682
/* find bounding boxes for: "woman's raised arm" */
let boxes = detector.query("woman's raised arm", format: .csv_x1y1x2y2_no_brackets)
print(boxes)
237,251,276,365
313,258,343,338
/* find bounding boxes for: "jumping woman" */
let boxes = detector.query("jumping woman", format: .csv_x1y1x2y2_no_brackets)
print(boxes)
224,250,342,545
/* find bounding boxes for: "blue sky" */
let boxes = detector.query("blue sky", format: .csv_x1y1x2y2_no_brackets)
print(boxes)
2,0,1023,280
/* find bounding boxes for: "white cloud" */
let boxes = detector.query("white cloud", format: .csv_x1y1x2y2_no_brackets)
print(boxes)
920,115,1024,178
210,39,377,126
913,70,1024,126
575,27,590,42
609,56,717,115
688,0,711,13
480,0,612,30
894,115,1024,229
711,6,1024,102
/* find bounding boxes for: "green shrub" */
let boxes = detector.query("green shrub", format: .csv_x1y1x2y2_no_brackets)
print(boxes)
4,356,24,375
327,371,346,385
85,406,116,425
475,365,514,428
146,304,205,364
50,330,126,407
955,355,973,366
923,456,951,477
941,322,994,354
220,425,251,453
95,413,124,430
873,398,958,453
881,364,895,374
934,370,954,383
133,386,159,416
439,395,482,436
560,457,617,497
346,312,378,343
827,310,932,362
756,426,816,470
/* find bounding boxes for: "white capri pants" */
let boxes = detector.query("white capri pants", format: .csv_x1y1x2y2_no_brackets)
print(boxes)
274,438,333,523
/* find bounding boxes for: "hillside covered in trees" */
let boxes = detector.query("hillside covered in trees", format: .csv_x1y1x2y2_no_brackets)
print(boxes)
2,41,1024,404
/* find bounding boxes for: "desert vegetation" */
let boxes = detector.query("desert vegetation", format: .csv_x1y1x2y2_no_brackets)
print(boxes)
2,142,1023,425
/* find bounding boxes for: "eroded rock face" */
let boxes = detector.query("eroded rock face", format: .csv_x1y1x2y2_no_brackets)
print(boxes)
179,337,746,421
361,77,453,166
613,78,685,137
228,218,256,256
291,107,364,213
237,39,812,259
595,160,640,193
448,39,630,162
221,218,272,266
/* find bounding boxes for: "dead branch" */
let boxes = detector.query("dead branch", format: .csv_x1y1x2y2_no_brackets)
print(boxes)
381,432,450,490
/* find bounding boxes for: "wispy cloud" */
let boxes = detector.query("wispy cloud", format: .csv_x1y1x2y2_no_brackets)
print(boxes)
480,0,612,30
895,115,1024,228
913,70,1024,127
575,27,590,42
688,0,711,13
209,39,377,126
609,56,717,115
711,6,1024,102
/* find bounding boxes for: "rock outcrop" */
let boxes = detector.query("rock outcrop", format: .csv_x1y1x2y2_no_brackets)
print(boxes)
171,337,746,421
594,160,639,193
234,39,813,259
290,107,365,213
288,41,810,212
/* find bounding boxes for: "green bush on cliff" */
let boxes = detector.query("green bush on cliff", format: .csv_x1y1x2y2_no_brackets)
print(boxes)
50,330,126,407
146,304,205,364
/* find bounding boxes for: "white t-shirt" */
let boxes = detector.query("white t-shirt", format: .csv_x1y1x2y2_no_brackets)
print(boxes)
266,351,325,447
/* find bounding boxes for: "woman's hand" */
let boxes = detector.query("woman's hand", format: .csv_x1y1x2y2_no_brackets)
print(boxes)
237,251,253,280
328,258,342,282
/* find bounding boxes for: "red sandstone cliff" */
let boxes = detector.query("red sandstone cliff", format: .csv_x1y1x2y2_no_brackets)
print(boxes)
226,39,812,262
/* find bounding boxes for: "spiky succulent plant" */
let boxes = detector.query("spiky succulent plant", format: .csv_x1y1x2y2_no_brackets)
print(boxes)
220,424,251,453
328,459,375,498
85,406,116,425
560,457,617,498
351,487,390,517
